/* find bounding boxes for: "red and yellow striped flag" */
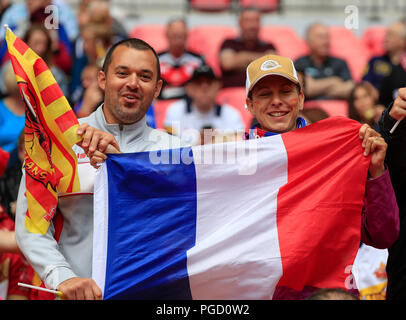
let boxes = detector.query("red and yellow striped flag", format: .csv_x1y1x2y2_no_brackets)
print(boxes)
5,27,81,234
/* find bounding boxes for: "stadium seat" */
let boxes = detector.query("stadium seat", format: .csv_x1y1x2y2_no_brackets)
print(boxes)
238,0,280,12
153,99,179,129
130,24,168,54
303,99,349,117
361,26,387,58
188,25,238,76
259,25,308,61
216,87,253,129
328,26,370,83
189,0,232,12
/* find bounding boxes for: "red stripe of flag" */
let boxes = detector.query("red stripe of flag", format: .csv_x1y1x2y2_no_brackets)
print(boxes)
33,58,49,78
12,37,28,56
55,110,79,133
9,54,29,82
276,117,368,292
40,82,64,106
26,176,57,215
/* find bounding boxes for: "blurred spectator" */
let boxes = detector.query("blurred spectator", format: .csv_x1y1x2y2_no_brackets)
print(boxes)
158,17,205,100
219,6,275,88
22,23,69,96
0,207,34,300
0,0,79,42
0,63,25,167
295,22,354,100
379,53,406,108
0,130,23,218
85,0,128,43
74,64,103,118
70,23,113,104
348,82,385,128
362,21,406,91
0,147,34,300
0,0,10,22
27,6,73,75
164,65,244,145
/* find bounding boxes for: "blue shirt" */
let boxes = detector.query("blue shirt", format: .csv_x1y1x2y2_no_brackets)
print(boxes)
0,100,24,153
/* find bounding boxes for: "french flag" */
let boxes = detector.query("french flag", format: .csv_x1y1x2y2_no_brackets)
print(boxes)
92,117,369,300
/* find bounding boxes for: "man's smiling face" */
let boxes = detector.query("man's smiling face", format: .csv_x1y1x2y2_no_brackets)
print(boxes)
246,75,304,133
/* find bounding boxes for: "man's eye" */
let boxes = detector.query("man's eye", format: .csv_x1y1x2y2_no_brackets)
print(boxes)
141,74,152,81
281,87,293,93
117,71,127,76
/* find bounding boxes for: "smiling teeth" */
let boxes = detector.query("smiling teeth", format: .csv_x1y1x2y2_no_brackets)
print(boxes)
270,112,287,116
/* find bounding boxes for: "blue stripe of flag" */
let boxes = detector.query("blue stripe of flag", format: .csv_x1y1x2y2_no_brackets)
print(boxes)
103,148,197,299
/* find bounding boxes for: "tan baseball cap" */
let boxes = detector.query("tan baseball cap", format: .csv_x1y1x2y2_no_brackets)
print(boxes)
245,54,300,95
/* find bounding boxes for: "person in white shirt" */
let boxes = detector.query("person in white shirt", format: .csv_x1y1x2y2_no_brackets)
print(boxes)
164,65,245,145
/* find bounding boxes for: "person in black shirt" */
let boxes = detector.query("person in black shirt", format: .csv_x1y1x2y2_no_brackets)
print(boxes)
219,7,275,88
362,21,406,91
294,23,354,100
377,87,406,300
379,56,406,108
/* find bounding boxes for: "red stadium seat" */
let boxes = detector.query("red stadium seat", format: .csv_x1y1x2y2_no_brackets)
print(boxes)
303,100,349,117
188,25,238,76
238,0,280,12
259,25,308,61
328,26,370,83
216,87,253,129
153,99,179,130
361,26,387,58
130,24,168,54
189,0,232,12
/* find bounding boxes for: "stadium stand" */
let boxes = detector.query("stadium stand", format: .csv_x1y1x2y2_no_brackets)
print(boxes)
188,25,238,76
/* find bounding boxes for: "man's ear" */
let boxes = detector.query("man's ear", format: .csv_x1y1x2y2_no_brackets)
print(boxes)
246,96,255,116
153,79,163,99
98,70,106,91
298,91,305,111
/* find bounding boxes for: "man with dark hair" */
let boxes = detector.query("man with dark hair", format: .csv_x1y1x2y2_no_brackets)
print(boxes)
15,38,184,300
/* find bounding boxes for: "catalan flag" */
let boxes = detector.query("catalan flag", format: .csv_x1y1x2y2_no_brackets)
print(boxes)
5,26,81,234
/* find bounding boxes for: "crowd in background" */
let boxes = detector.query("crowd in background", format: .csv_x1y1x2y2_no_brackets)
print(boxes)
0,0,405,300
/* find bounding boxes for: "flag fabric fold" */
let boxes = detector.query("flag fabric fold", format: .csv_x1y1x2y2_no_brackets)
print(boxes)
5,27,81,234
93,117,370,299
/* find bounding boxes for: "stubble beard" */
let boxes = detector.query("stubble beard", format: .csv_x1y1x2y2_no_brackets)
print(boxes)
108,95,147,125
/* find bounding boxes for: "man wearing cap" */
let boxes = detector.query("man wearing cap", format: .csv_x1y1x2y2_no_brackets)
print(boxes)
244,54,399,299
164,64,245,145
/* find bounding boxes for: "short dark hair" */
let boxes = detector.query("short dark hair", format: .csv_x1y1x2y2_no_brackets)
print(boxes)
102,38,161,80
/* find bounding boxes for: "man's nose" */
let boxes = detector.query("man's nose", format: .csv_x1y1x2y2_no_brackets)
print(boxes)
126,74,139,90
270,94,283,107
